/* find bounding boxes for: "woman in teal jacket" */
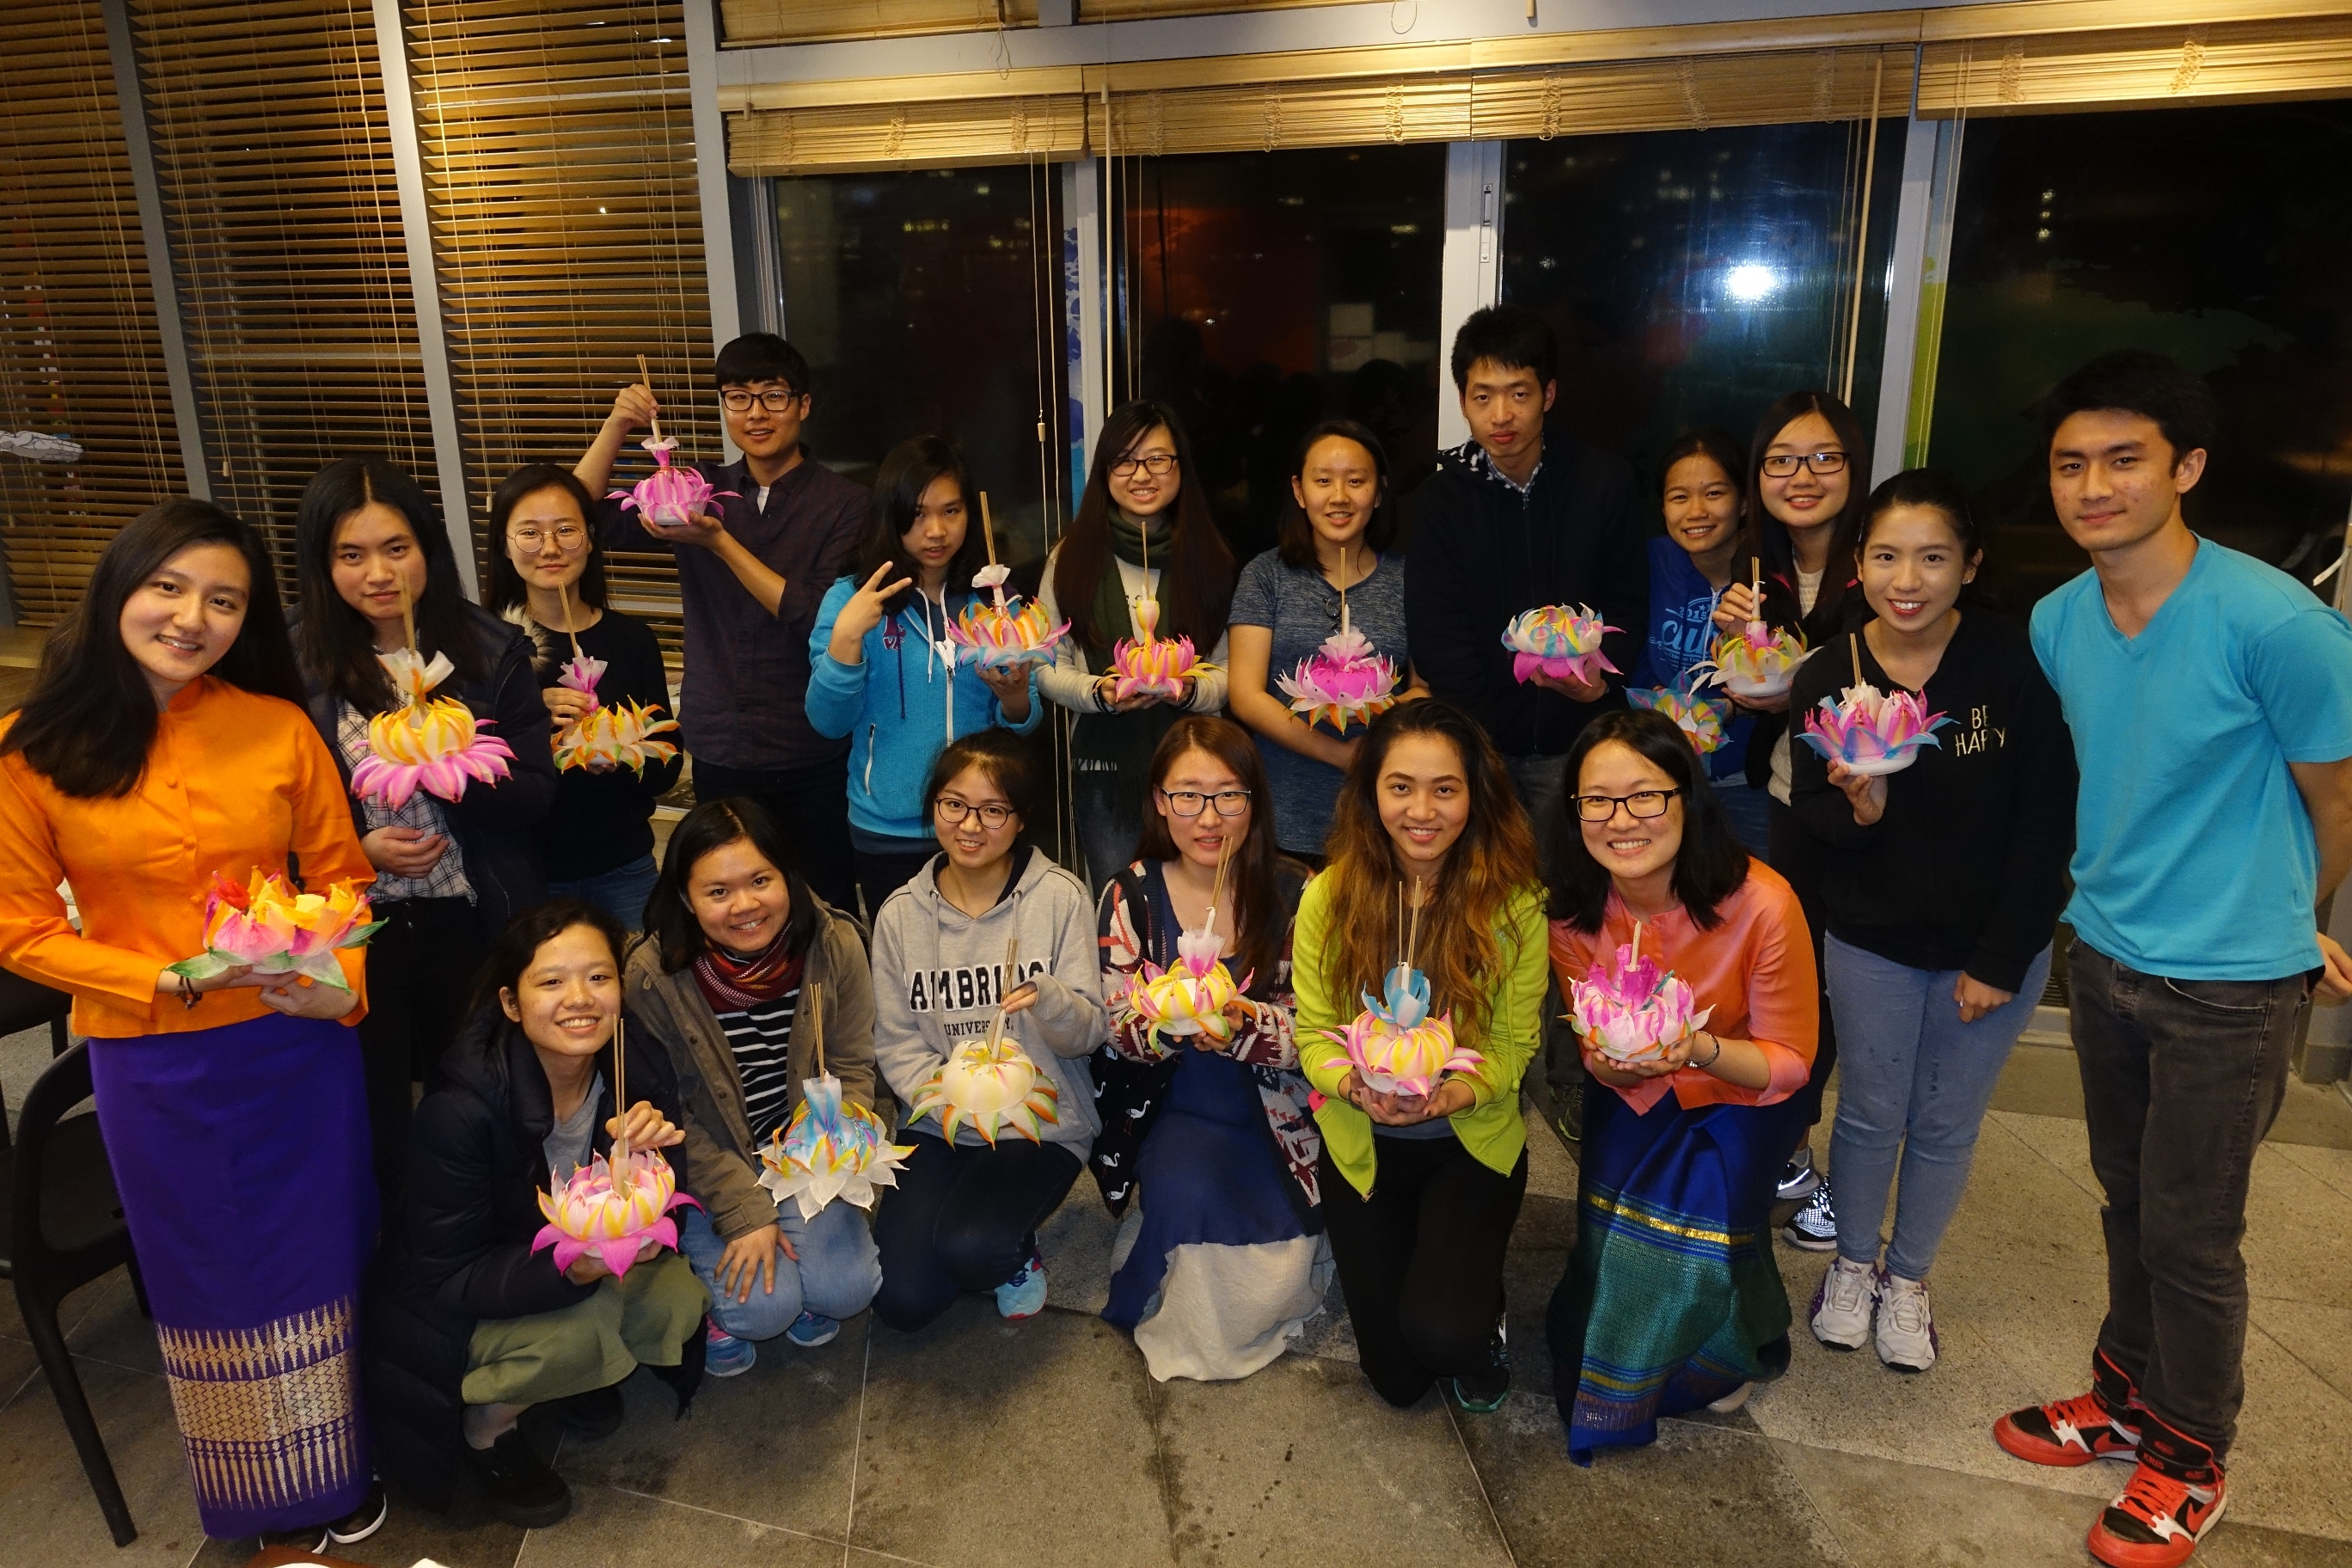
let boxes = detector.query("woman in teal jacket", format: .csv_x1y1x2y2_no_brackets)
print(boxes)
808,437,1041,921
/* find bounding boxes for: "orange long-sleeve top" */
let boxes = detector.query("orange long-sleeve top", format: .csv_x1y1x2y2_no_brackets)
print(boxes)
0,677,375,1038
1548,859,1818,1115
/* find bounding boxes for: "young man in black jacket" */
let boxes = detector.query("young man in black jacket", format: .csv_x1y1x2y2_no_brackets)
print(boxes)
1405,305,1648,850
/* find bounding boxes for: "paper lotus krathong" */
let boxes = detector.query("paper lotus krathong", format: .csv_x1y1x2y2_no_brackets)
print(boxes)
167,868,383,990
610,436,733,528
1109,596,1199,701
1569,939,1714,1067
1628,683,1730,757
906,1033,1062,1146
1324,965,1485,1099
758,1074,915,1221
1277,626,1400,732
531,1148,701,1278
351,648,516,809
948,567,1069,674
1124,924,1248,1050
1798,680,1954,778
1501,603,1621,687
1696,622,1811,701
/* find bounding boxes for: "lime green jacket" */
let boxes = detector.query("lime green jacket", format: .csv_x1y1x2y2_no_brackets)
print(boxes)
1295,873,1548,1197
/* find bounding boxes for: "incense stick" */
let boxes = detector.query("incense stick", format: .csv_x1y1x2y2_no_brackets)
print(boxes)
557,579,584,665
1851,633,1864,688
612,1013,632,1184
1630,919,1644,969
809,981,825,1080
637,353,664,447
985,935,1022,1049
1339,544,1351,639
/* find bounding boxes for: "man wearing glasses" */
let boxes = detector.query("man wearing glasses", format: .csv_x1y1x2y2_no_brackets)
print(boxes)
576,332,867,912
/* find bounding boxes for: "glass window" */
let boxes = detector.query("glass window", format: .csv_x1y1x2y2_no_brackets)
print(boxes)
1924,102,2352,609
772,167,1068,567
1113,145,1448,565
1501,121,1904,487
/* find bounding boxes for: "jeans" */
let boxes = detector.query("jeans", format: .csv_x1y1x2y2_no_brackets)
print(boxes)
1825,937,2051,1281
872,1131,1082,1332
548,853,660,933
694,756,856,914
1075,777,1142,900
2070,940,2302,1462
677,1197,883,1341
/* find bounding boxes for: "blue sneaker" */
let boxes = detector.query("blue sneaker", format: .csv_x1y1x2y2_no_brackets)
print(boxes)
704,1321,756,1377
994,1246,1047,1320
785,1310,840,1349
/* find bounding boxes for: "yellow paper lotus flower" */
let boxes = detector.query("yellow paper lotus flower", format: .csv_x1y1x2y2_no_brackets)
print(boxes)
168,867,383,989
555,697,681,776
906,1034,1061,1146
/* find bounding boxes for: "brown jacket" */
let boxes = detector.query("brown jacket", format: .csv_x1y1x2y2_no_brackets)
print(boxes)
624,898,880,1241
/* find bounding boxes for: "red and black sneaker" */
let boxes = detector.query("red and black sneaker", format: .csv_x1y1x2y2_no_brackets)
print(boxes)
1994,1388,2141,1467
2087,1460,2226,1568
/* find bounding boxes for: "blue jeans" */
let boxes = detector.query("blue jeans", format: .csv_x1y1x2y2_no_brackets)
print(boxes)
548,853,661,933
1825,935,2051,1281
1709,777,1773,861
677,1198,883,1341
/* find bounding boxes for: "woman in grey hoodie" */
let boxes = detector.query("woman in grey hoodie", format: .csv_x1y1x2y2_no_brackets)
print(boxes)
869,730,1109,1329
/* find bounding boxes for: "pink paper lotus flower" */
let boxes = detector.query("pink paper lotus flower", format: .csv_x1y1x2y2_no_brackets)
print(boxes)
1277,627,1400,732
1501,604,1621,686
1569,940,1714,1066
532,1148,701,1277
1628,683,1730,756
948,596,1069,674
1110,597,1199,701
1798,680,1954,777
1695,622,1810,701
1124,925,1250,1050
610,437,736,528
558,652,608,701
758,1073,915,1221
1322,965,1484,1099
168,868,383,990
907,1034,1061,1146
352,649,516,809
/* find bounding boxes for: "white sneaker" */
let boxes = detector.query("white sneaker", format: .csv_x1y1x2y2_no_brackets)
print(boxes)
1809,1257,1878,1351
1875,1272,1938,1372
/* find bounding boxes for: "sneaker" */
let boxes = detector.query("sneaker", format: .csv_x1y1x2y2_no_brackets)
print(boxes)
1995,1389,2143,1467
1875,1272,1938,1372
326,1479,389,1546
995,1245,1048,1320
1777,1146,1822,1203
2087,1461,2226,1568
1782,1183,1838,1251
1450,1318,1510,1412
1808,1257,1878,1351
464,1427,572,1528
785,1309,841,1348
704,1320,756,1377
255,1521,329,1553
551,1383,624,1438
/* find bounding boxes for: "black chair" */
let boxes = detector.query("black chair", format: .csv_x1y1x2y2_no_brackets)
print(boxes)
2,1043,139,1546
0,968,74,1155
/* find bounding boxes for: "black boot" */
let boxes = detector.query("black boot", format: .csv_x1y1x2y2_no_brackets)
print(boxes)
465,1427,572,1528
551,1383,625,1440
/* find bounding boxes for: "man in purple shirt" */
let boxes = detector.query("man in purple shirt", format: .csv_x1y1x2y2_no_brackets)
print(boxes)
576,334,866,911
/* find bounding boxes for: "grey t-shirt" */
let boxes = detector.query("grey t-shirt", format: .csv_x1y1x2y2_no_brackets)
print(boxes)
543,1071,605,1182
1228,548,1410,855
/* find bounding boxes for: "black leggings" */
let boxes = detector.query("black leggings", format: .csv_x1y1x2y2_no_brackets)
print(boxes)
357,897,483,1228
872,1130,1082,1332
1320,1134,1528,1407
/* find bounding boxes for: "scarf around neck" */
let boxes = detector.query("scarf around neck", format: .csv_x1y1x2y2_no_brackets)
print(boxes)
693,933,806,1014
1088,507,1174,662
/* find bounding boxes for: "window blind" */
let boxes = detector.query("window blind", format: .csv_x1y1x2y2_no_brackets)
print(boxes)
0,1,180,628
721,0,1036,48
1917,14,2352,115
729,95,1087,176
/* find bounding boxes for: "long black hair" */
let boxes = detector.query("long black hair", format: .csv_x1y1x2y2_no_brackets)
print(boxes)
3,499,302,798
1052,399,1235,651
468,897,630,1021
1739,390,1871,634
293,456,486,714
1276,418,1397,570
859,436,986,617
1547,708,1752,934
645,797,823,972
481,464,609,621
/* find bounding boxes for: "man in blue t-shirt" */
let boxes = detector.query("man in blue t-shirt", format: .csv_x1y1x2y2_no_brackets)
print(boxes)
1994,352,2352,1568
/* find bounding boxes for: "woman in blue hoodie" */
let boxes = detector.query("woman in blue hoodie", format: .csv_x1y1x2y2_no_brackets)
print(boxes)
808,437,1041,922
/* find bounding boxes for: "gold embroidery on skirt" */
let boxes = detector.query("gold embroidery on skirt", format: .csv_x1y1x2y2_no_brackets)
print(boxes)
157,1296,363,1517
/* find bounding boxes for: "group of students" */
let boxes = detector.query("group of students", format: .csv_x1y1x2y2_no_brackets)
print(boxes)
0,311,2345,1568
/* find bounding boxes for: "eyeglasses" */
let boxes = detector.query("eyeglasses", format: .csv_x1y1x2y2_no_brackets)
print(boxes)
1110,453,1179,479
1572,788,1682,822
720,389,802,413
509,524,586,550
1760,451,1849,478
1161,787,1252,819
934,796,1014,830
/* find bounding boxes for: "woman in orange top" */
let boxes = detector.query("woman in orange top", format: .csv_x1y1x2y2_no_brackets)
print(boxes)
1541,707,1818,1462
0,501,386,1552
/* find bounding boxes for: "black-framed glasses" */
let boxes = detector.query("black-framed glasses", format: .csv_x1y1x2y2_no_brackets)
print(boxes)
1110,453,1179,479
720,389,802,413
508,524,586,550
934,796,1014,830
1161,787,1251,819
1573,787,1682,823
1760,451,1849,478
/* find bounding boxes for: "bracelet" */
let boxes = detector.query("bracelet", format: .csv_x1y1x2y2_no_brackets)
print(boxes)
1692,1030,1722,1069
178,971,200,1011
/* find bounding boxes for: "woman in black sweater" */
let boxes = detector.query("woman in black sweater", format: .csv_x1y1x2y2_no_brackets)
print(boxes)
1787,469,2074,1375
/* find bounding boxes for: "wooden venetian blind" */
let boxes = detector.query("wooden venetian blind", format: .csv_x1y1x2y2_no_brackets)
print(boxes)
132,0,440,577
401,0,710,663
0,1,179,628
721,0,1036,47
1917,13,2352,115
729,94,1087,176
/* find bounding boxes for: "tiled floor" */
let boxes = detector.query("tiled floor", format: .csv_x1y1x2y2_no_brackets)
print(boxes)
5,1030,2350,1568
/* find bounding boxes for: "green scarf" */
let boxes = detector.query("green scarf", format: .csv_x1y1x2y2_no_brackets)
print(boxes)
1082,508,1174,674
1074,508,1181,773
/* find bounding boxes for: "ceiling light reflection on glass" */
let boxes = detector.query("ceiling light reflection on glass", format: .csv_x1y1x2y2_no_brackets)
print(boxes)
1724,263,1781,304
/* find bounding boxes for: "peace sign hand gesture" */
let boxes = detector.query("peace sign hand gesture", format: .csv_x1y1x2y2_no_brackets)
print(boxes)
827,560,916,665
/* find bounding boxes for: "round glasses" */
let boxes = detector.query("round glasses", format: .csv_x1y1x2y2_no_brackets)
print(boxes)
934,796,1014,830
1760,451,1849,478
1161,787,1251,819
1572,787,1682,823
1110,453,1178,478
509,524,586,551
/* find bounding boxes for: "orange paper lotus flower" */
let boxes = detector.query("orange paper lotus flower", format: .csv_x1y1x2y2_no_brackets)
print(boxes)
168,867,383,990
948,593,1069,674
556,698,680,775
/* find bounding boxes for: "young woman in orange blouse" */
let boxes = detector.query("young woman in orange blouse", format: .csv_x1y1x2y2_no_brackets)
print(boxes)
0,502,387,1553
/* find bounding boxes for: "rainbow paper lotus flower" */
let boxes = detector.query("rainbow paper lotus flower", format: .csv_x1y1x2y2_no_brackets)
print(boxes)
1323,965,1485,1099
532,1148,701,1278
167,868,383,990
1798,680,1955,778
1124,925,1248,1050
1568,940,1715,1067
1277,627,1400,732
1501,604,1621,687
352,648,517,809
948,568,1069,673
1110,597,1199,701
906,1034,1061,1146
549,651,680,775
1628,683,1730,756
610,436,734,528
757,1074,915,1222
1696,622,1810,701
